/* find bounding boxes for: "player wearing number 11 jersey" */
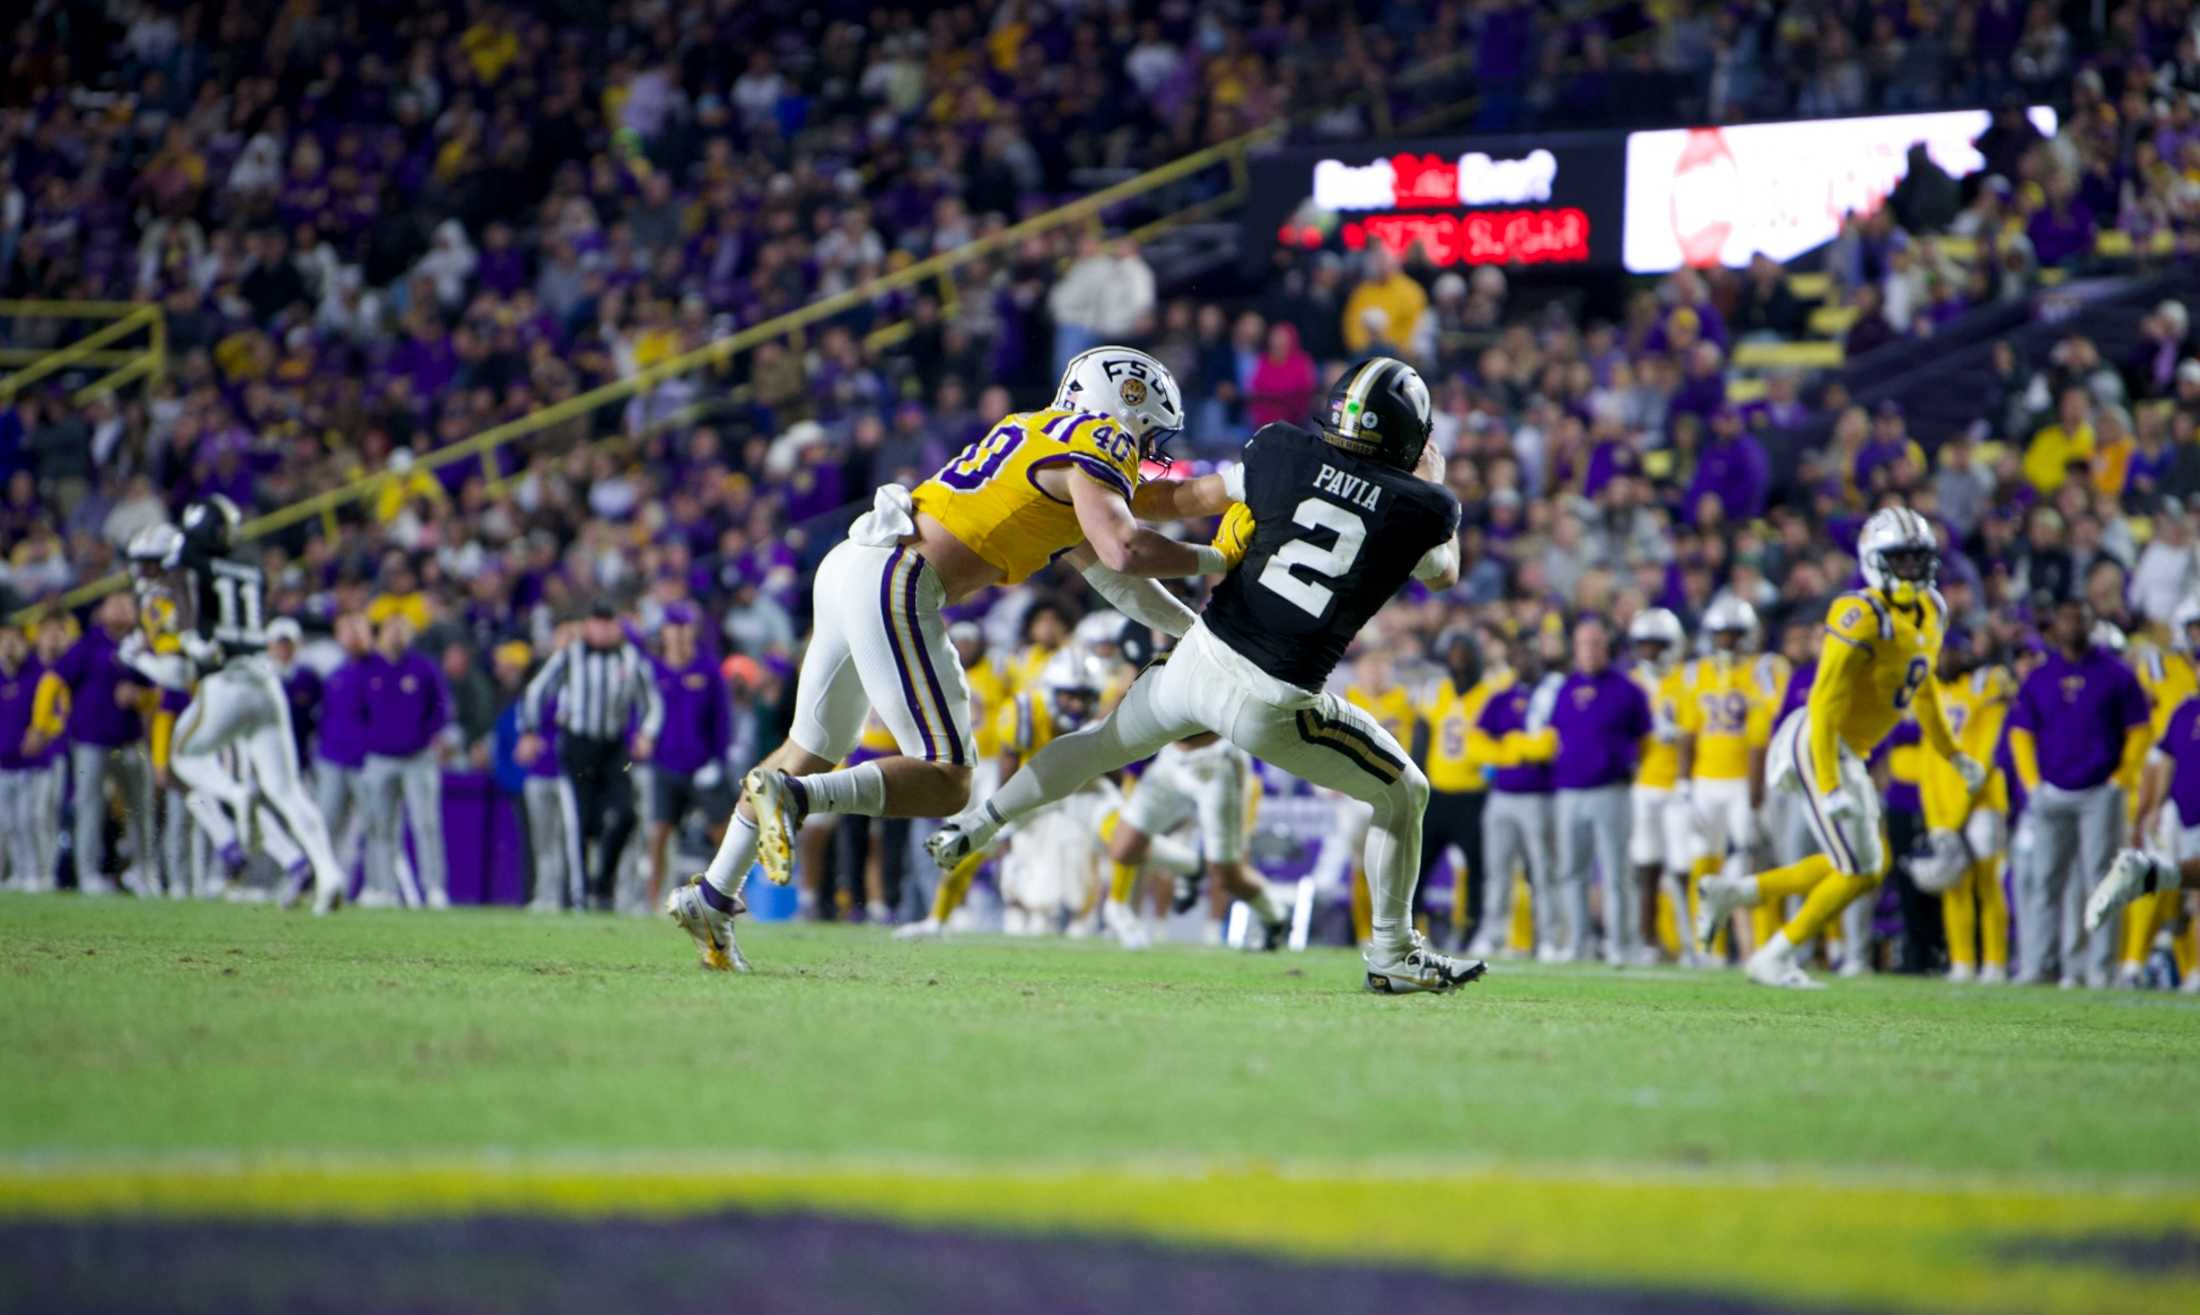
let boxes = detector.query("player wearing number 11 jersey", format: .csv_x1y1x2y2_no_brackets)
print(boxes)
1694,507,1986,987
931,357,1481,994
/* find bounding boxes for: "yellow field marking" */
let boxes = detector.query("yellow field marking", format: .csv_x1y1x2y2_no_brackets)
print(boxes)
3,1156,2196,1314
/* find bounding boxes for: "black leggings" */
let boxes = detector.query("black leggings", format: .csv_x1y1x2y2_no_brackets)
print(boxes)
1419,788,1487,932
558,735,636,907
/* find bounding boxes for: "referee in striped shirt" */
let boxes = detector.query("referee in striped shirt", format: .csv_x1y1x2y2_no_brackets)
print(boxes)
517,602,665,910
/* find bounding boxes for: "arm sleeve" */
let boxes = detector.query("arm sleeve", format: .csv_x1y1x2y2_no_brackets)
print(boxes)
635,650,666,740
520,648,564,734
1411,537,1460,584
1913,673,1961,760
1079,560,1198,638
2006,721,2043,794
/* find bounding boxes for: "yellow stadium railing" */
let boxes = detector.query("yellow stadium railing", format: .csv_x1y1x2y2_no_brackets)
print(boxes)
0,301,166,403
10,123,1282,624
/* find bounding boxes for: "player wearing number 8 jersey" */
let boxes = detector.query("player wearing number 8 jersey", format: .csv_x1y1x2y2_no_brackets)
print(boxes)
1694,506,1986,988
932,357,1482,994
669,346,1243,971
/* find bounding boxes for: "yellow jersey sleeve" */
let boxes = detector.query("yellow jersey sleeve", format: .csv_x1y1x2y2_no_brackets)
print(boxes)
1824,593,1886,651
911,409,1145,585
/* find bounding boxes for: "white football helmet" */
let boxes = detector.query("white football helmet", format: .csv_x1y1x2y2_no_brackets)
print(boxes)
1857,506,1938,605
1040,645,1110,733
125,523,183,571
1626,607,1685,672
2171,596,2200,654
1703,596,1759,652
1074,610,1126,654
1054,346,1185,461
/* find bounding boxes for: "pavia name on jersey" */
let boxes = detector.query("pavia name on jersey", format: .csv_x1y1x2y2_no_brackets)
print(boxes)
1312,463,1384,512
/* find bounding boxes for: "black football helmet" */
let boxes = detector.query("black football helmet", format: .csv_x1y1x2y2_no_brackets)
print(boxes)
1319,356,1432,471
179,494,242,557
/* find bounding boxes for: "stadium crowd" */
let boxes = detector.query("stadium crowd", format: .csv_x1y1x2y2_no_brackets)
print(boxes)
8,1,2200,986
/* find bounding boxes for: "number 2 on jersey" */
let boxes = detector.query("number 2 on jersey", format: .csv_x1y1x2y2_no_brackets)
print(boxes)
1257,497,1367,618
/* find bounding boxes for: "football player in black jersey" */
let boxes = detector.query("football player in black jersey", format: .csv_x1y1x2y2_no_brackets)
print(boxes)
157,496,348,914
933,357,1482,993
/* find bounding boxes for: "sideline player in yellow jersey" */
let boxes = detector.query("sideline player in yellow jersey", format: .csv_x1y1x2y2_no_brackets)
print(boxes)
1694,507,1988,988
1340,644,1416,941
898,645,1111,937
2113,602,2199,984
1419,629,1506,952
1679,598,1778,957
1910,631,2014,983
670,346,1242,969
1623,608,1694,962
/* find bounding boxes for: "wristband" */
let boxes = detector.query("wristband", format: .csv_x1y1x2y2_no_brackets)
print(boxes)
1190,544,1227,575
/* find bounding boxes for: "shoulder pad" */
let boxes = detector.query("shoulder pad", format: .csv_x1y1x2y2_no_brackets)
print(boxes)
1926,587,1949,626
1827,592,1891,643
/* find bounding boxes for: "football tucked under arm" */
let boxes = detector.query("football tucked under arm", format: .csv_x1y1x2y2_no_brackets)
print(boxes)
1211,502,1256,570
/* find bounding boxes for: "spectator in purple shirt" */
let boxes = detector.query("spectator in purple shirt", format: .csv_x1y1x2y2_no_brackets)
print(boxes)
359,613,452,908
1686,405,1770,525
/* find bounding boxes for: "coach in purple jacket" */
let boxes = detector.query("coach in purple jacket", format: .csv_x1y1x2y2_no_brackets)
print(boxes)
44,593,152,894
314,614,375,890
360,614,452,907
1544,616,1652,965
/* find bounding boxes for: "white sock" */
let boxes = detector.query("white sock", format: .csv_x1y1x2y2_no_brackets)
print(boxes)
1245,878,1287,927
1756,929,1793,963
705,813,759,894
799,762,886,817
1144,833,1201,878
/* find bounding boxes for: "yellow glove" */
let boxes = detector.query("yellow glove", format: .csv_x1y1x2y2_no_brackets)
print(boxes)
1212,502,1256,570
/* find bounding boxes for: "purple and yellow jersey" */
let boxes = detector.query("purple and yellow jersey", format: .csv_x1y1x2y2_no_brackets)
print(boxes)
911,407,1145,585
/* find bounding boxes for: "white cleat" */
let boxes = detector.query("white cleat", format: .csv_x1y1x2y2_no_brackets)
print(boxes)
1976,963,2008,986
743,769,806,887
1946,963,1975,985
2087,850,2172,935
666,876,750,973
892,917,946,941
925,822,978,873
1744,945,1824,990
1693,875,1751,953
1365,932,1487,994
1838,955,1869,979
1102,900,1149,950
426,887,451,910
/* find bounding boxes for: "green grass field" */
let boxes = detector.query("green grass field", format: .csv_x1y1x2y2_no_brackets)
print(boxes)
5,894,2200,1313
